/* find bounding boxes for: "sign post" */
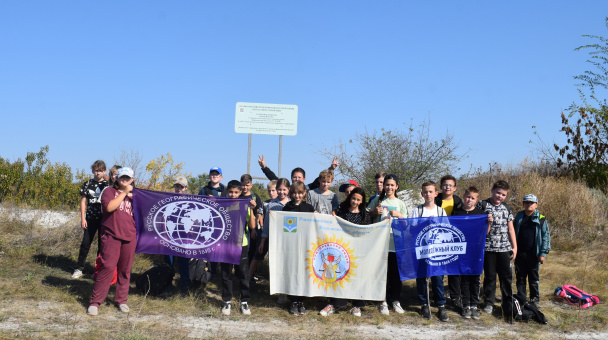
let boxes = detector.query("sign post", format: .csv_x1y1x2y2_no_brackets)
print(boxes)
235,102,298,179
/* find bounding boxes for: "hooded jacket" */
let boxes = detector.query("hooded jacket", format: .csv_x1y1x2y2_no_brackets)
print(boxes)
514,209,551,258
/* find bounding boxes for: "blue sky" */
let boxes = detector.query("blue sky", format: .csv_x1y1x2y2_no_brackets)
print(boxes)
1,1,606,185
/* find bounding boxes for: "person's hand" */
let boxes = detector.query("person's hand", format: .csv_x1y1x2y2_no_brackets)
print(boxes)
258,155,266,169
375,205,383,215
258,242,264,254
81,219,88,229
250,228,257,240
487,213,493,224
511,248,517,261
538,256,545,264
249,199,257,209
389,210,401,218
331,210,336,216
330,156,339,170
125,184,134,194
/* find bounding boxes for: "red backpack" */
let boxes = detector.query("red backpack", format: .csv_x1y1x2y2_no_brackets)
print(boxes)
555,285,600,309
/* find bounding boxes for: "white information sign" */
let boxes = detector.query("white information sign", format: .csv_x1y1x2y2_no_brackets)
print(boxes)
235,102,298,136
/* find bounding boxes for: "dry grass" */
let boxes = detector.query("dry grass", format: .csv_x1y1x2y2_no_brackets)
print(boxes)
0,204,607,339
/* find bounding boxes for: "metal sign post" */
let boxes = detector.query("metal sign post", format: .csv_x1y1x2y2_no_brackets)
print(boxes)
235,102,298,179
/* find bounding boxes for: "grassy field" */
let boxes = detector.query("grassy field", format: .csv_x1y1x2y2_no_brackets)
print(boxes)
0,209,607,339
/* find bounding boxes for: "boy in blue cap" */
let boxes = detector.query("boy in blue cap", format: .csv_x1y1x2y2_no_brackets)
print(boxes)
513,194,550,308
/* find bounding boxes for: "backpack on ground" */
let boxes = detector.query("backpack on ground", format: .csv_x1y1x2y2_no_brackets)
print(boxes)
189,259,212,284
503,293,548,324
554,284,600,309
136,264,175,296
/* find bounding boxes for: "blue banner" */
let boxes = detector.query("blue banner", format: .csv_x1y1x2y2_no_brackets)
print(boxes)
392,215,488,281
133,188,249,265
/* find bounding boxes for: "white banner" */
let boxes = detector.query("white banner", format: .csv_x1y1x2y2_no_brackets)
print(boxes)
269,211,390,301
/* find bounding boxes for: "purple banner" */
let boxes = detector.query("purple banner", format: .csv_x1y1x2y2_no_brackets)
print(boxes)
133,188,249,265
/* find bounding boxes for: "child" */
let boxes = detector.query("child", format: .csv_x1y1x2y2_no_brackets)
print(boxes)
248,179,290,285
164,176,191,295
320,187,370,317
107,164,122,187
87,167,136,316
306,170,339,215
452,187,493,320
221,180,255,316
367,174,407,315
258,155,339,190
411,181,449,322
514,194,550,308
482,180,517,319
338,180,359,197
240,174,263,215
435,175,464,312
282,181,315,315
73,160,108,279
250,180,278,268
368,171,387,204
198,167,226,197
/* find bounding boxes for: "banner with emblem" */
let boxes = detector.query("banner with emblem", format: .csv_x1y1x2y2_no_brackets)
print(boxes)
132,188,249,265
392,215,488,281
269,211,391,301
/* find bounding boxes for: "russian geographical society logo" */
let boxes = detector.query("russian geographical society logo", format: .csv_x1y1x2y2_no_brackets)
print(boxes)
149,198,227,250
305,234,357,290
415,222,466,266
284,216,297,232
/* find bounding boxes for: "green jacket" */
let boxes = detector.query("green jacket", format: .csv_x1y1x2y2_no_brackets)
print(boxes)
514,209,551,258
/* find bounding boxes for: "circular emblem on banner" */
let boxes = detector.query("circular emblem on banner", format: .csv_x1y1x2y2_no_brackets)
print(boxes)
153,201,225,249
415,223,466,262
305,234,357,290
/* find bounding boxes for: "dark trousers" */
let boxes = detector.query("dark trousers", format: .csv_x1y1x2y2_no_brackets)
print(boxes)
515,252,540,301
220,245,250,302
483,251,513,306
330,298,365,308
386,252,402,303
164,255,191,288
416,276,446,306
448,275,461,302
77,219,102,268
89,233,136,306
461,275,481,307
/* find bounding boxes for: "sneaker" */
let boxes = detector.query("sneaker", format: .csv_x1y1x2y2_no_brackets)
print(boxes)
72,269,83,279
289,303,299,316
350,307,362,317
392,301,405,314
452,298,463,313
241,302,251,315
462,306,471,319
319,304,335,317
380,302,389,315
221,302,231,316
118,304,130,313
438,306,449,322
471,307,480,320
87,305,98,316
530,298,540,309
298,303,306,315
421,305,431,319
483,304,493,314
277,294,288,304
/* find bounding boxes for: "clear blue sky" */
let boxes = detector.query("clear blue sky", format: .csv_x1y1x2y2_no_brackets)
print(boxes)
1,1,606,185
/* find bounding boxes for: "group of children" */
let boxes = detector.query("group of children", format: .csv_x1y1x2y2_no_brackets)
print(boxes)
76,159,550,322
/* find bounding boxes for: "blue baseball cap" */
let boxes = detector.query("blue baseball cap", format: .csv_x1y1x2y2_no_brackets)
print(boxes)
117,167,134,178
523,194,538,203
209,167,222,175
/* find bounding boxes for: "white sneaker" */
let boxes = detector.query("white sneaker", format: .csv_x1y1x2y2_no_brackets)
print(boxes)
222,302,231,316
392,301,405,314
241,302,251,315
72,269,83,279
380,301,389,315
118,304,130,313
350,307,362,317
87,306,98,316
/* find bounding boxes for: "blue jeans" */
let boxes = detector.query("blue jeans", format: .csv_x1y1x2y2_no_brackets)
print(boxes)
164,255,191,287
417,276,446,306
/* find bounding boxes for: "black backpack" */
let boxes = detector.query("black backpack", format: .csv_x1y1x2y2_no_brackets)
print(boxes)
189,259,213,284
136,265,175,296
503,293,548,324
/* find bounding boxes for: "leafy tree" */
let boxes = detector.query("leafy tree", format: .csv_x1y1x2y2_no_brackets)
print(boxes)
251,182,270,201
554,18,608,191
143,153,188,191
322,115,465,195
187,173,209,195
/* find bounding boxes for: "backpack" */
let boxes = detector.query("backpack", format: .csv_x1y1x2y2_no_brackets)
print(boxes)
136,265,175,296
503,293,548,324
416,205,446,217
189,259,212,284
554,285,601,309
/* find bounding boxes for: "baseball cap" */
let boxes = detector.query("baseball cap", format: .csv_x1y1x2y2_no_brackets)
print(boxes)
116,167,134,178
522,194,538,203
209,167,222,175
174,176,188,187
338,180,359,192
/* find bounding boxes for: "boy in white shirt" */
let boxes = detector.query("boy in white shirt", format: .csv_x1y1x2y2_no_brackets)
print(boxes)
410,181,449,322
